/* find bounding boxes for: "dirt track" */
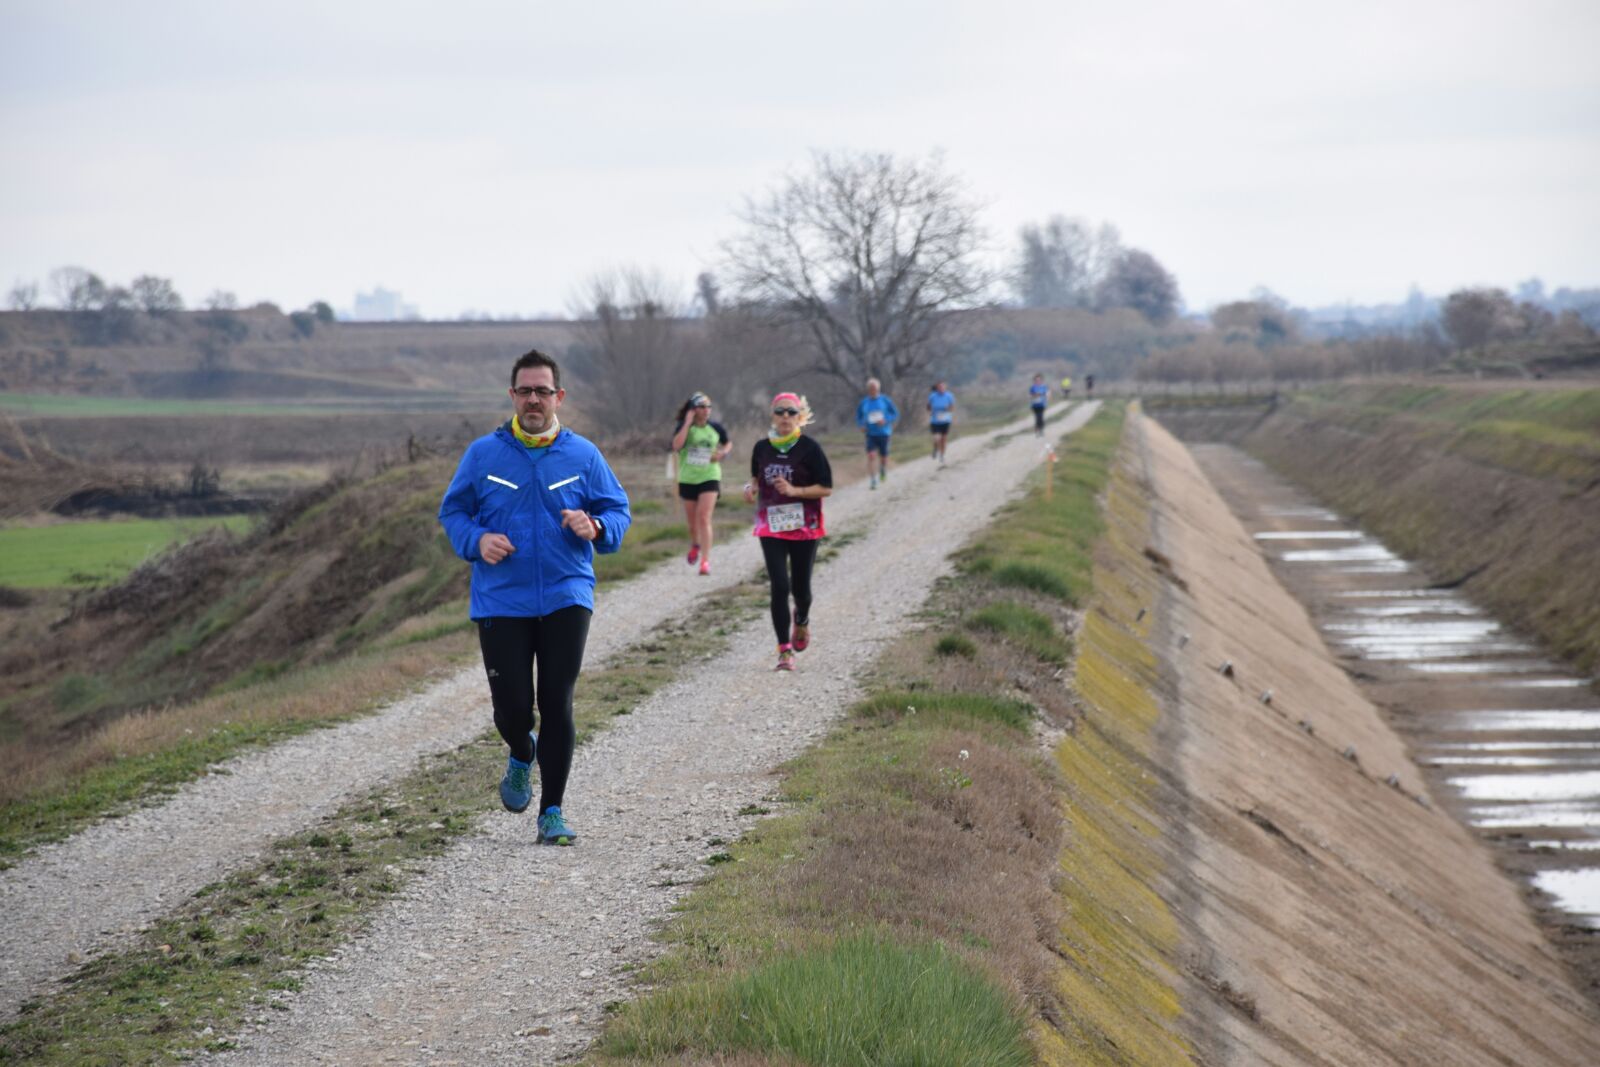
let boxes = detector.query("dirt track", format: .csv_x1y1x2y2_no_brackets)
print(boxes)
212,405,1099,1065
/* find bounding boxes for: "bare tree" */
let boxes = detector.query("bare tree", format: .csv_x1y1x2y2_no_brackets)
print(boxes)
131,275,184,314
569,268,696,434
723,150,989,396
47,266,104,310
694,271,721,317
1011,216,1120,308
7,280,38,310
1440,288,1520,350
1095,248,1180,325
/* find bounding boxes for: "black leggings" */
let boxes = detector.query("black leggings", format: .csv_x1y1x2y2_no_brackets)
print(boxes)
760,537,818,646
1032,406,1046,431
476,607,591,813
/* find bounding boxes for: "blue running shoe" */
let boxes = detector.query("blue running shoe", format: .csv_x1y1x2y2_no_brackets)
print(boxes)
499,753,533,813
537,806,577,846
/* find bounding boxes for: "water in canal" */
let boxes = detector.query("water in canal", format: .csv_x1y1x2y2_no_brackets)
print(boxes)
1190,445,1600,942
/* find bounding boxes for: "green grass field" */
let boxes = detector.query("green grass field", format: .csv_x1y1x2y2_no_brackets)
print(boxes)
0,516,255,588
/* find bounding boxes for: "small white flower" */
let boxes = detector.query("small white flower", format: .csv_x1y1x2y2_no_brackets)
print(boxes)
958,749,970,760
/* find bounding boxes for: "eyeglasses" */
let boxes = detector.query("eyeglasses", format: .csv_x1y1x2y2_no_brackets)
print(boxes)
772,407,800,417
513,386,558,399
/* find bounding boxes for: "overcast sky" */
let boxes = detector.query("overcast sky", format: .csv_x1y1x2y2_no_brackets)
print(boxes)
3,0,1597,319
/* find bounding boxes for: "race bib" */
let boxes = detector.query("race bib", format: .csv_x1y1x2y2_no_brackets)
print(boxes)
685,445,713,467
867,410,885,425
766,502,805,533
932,412,952,425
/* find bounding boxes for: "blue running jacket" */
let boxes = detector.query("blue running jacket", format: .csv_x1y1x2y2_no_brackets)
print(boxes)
439,422,632,619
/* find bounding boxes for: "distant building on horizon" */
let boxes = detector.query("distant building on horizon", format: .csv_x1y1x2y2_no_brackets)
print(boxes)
343,286,420,322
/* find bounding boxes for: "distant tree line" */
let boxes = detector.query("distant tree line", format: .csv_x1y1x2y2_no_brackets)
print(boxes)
4,267,337,382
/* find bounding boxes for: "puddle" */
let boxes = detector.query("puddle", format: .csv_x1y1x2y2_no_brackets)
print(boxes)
1332,589,1444,598
1323,620,1499,636
1452,710,1600,731
1262,506,1342,521
1324,620,1508,658
1280,543,1400,564
1531,869,1600,926
1427,756,1567,768
1254,530,1364,541
1449,771,1600,802
1430,741,1597,752
1346,601,1480,617
1471,803,1600,830
1410,661,1552,675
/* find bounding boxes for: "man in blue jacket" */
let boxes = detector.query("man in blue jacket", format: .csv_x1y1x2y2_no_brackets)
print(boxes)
439,348,631,846
854,378,899,490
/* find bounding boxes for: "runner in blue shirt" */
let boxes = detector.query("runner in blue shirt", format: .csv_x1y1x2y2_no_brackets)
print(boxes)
927,380,955,464
854,378,899,491
1028,373,1050,437
438,348,632,846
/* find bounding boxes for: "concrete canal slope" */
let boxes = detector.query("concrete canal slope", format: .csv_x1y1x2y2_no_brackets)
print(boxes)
1152,384,1600,675
1110,409,1598,1064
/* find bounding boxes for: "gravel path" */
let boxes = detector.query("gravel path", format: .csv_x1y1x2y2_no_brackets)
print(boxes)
0,403,1082,1020
216,402,1097,1066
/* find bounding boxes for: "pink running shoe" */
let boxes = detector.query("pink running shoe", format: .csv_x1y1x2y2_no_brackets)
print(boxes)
686,544,700,565
699,558,711,576
775,645,796,671
790,623,810,652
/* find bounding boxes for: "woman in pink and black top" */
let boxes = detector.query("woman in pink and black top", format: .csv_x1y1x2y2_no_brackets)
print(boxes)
743,392,833,671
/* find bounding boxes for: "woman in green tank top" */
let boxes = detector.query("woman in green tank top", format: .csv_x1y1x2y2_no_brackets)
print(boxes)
671,392,732,576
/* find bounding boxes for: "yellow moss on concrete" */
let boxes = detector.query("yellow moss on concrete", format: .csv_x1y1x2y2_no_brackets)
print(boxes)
1042,419,1196,1067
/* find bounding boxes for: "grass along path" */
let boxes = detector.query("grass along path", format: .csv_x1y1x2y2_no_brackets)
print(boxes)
187,402,1096,1066
0,402,1077,1026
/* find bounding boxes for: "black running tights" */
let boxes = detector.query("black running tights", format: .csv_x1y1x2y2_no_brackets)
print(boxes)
1032,406,1046,431
760,536,818,646
476,607,591,813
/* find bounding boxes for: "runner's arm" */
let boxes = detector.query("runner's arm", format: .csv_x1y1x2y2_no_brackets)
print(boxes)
670,418,692,452
583,453,632,554
438,447,490,562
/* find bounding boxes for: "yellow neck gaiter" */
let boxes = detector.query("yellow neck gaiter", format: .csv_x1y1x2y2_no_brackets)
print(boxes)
511,415,561,448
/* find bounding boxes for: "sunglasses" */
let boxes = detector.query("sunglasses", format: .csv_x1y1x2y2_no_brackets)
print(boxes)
513,386,558,399
772,407,800,417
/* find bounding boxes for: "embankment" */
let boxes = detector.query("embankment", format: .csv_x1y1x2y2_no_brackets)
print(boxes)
1149,384,1600,674
1064,406,1597,1063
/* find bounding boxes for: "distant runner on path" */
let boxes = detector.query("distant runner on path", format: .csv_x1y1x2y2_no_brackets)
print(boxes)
670,391,731,576
855,377,899,491
927,379,955,463
1060,374,1073,399
744,392,832,672
438,348,632,846
1028,373,1050,436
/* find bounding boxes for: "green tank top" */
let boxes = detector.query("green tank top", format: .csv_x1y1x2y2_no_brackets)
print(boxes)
678,421,724,484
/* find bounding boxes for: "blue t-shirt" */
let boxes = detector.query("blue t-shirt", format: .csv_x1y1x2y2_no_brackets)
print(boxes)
1029,383,1049,408
928,390,954,425
856,395,899,437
